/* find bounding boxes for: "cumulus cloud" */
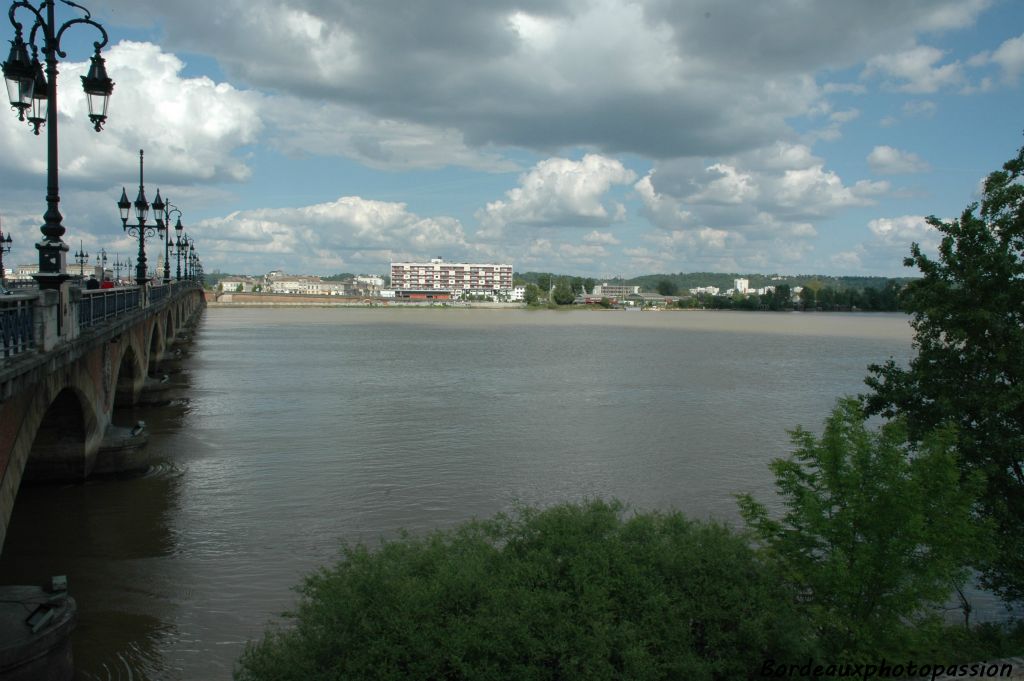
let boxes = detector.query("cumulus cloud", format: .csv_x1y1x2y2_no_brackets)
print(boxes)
477,155,636,237
194,196,477,274
863,45,964,93
98,0,990,160
630,141,896,272
868,215,935,246
990,33,1024,83
826,215,940,275
583,230,621,246
867,145,930,174
0,41,262,190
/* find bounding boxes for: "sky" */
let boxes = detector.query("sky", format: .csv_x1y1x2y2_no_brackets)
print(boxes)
1,0,1022,279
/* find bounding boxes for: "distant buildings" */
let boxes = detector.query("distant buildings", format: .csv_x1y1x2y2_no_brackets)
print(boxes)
390,257,514,299
592,283,640,299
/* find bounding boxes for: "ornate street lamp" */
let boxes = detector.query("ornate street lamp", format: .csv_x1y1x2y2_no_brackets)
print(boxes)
117,149,159,286
73,238,87,276
156,199,181,284
172,219,185,281
3,0,113,291
0,216,11,283
95,246,106,277
112,252,127,281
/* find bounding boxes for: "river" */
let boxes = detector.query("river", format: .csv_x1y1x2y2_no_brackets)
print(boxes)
0,308,916,679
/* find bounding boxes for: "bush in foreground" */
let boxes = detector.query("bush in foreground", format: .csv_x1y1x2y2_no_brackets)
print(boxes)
235,500,812,680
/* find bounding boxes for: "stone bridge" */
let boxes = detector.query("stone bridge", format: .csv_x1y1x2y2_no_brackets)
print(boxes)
0,281,205,552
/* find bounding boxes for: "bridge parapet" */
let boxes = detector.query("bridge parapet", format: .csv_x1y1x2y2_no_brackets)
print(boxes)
2,281,202,365
0,294,37,360
78,287,142,329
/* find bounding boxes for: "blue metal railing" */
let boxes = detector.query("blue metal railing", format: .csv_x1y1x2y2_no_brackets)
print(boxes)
79,287,142,329
1,294,36,359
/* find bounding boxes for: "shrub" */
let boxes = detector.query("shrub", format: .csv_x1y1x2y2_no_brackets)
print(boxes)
236,500,812,680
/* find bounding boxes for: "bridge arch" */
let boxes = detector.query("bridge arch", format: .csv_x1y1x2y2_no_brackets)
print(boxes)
147,319,165,376
114,342,144,406
21,386,97,482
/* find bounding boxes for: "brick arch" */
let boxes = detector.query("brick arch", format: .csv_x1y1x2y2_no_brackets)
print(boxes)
20,384,98,483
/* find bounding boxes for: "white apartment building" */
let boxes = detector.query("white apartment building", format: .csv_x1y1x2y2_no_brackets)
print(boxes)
592,283,640,299
734,278,749,294
390,257,514,296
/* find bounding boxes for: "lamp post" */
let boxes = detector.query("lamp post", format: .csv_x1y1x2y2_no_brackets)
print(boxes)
180,235,191,280
3,0,114,291
187,239,196,281
174,229,186,281
117,149,160,286
112,252,127,281
73,238,87,276
95,246,106,278
157,200,181,284
0,217,11,283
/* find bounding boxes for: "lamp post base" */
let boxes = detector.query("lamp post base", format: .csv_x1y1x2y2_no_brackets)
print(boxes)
33,241,71,291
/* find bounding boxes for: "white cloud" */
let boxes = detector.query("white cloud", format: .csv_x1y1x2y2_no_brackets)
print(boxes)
0,40,263,195
583,230,621,245
775,165,887,215
868,215,935,246
863,45,964,93
690,164,759,204
477,154,637,236
991,33,1024,83
824,215,940,275
867,145,930,174
195,196,476,274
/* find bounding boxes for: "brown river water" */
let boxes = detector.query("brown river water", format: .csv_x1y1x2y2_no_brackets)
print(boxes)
1,308,925,679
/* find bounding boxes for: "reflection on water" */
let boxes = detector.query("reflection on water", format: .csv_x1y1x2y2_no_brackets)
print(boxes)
0,309,924,680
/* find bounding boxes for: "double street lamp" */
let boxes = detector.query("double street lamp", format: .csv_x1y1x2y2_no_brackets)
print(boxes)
73,238,87,276
0,217,11,283
156,199,182,284
3,0,114,290
117,149,164,286
112,252,127,281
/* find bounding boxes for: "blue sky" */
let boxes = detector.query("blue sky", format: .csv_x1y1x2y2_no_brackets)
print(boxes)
1,0,1022,279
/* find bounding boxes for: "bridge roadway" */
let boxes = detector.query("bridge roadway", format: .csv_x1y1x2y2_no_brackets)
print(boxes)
0,280,206,553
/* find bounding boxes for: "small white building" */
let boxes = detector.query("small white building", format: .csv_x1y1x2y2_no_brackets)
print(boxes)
509,285,526,302
355,275,385,288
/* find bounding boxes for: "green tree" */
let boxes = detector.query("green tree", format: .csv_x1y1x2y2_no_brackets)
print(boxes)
523,283,540,306
536,273,552,293
237,501,812,681
738,398,985,660
551,281,576,305
800,285,816,309
864,143,1024,604
656,279,677,296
